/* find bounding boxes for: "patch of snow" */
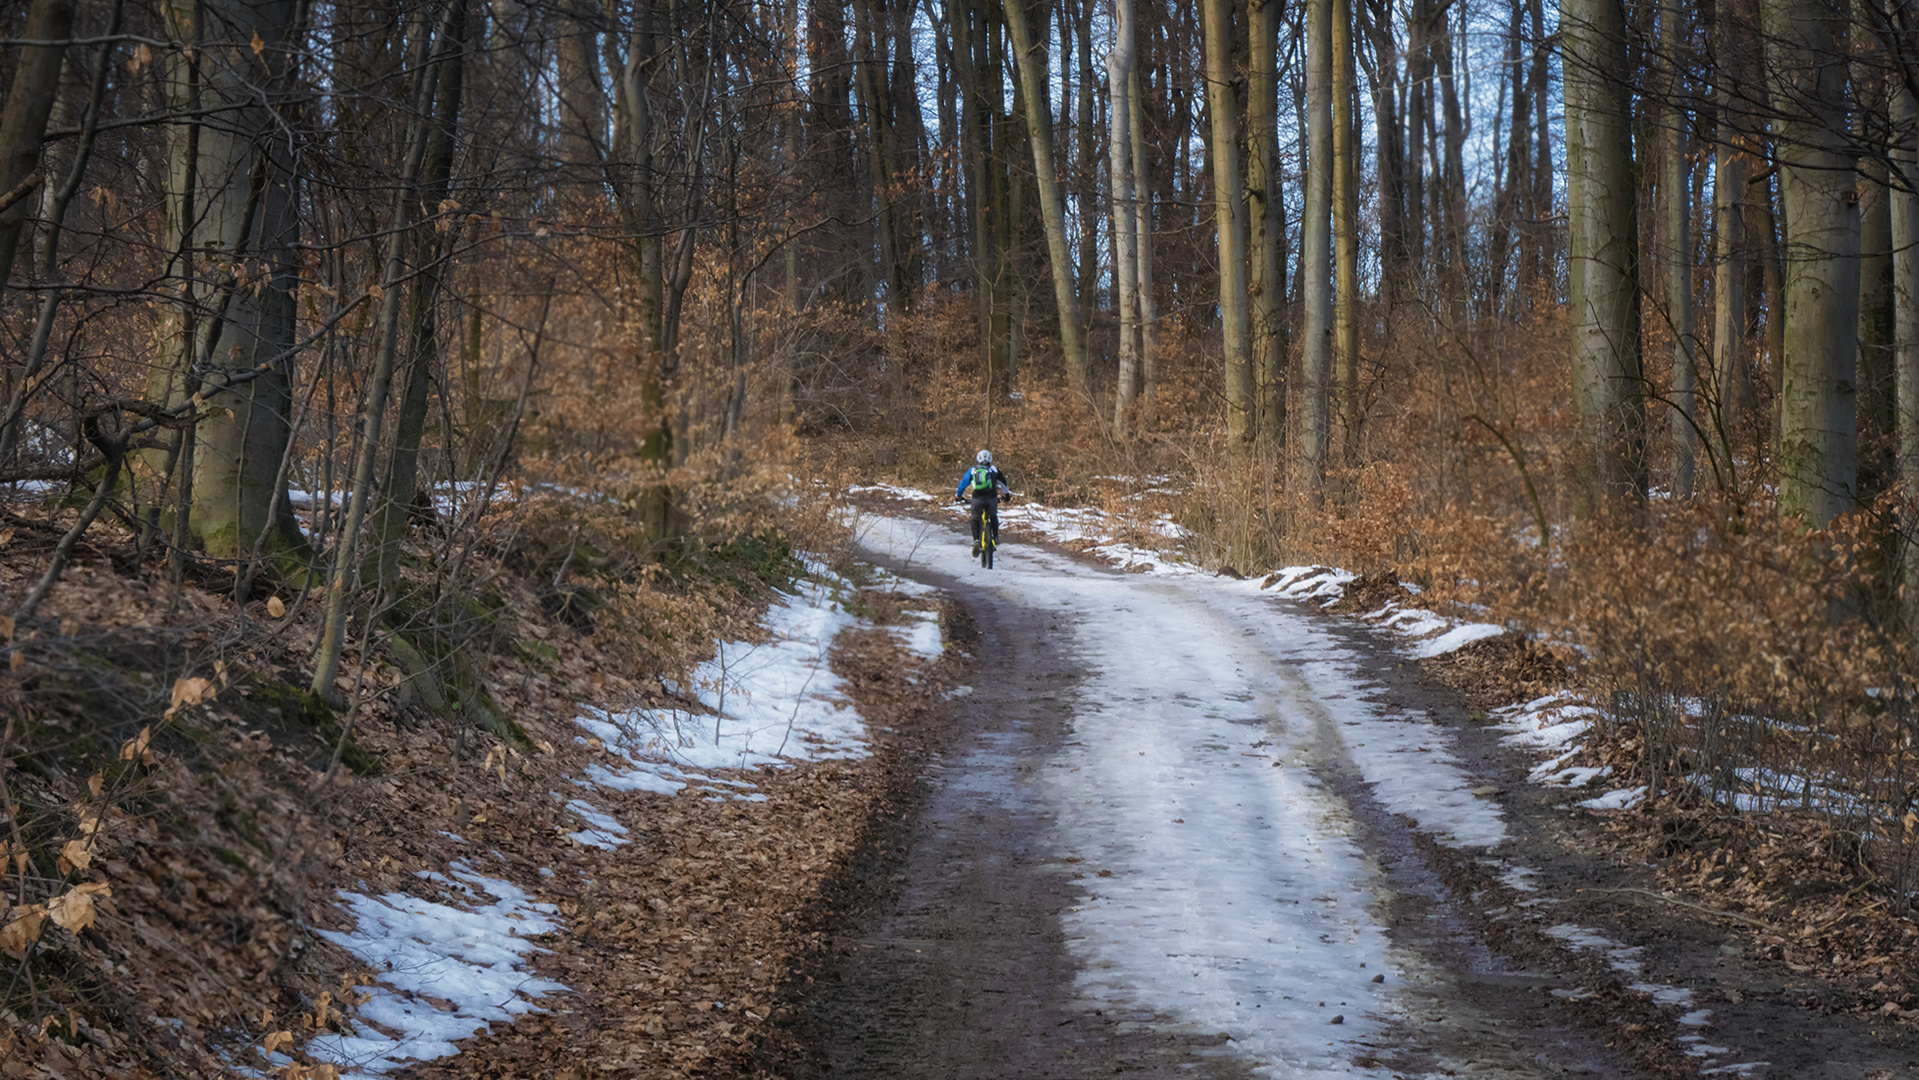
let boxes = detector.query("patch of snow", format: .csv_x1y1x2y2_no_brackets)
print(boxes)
1410,622,1506,659
564,799,629,849
1541,765,1612,789
1630,982,1695,1006
1544,923,1644,975
310,873,564,1076
892,617,943,660
1499,864,1540,892
582,761,683,795
1578,786,1649,811
847,482,935,502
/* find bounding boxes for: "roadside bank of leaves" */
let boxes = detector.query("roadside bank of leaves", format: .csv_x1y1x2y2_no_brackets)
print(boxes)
1317,574,1919,1036
0,486,913,1078
405,596,962,1080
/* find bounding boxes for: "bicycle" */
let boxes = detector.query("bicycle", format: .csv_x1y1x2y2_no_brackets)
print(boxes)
972,503,997,568
958,495,1009,569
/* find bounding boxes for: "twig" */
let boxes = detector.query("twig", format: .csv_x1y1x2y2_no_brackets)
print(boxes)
1578,886,1783,934
0,171,39,216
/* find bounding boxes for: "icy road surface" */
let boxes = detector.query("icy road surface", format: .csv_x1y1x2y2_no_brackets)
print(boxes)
817,511,1624,1079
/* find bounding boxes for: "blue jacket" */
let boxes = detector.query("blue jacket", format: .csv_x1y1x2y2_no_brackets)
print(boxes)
957,464,1009,500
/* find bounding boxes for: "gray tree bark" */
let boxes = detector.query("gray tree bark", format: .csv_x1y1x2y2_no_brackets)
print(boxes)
0,0,76,300
1764,0,1859,526
1248,0,1284,451
148,0,308,560
1332,0,1361,464
1108,0,1140,432
1660,0,1696,499
1893,79,1919,624
1129,62,1157,398
1563,0,1646,514
1299,0,1334,494
1202,0,1253,448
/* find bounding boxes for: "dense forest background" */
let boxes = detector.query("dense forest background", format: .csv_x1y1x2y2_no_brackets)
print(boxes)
7,0,1919,1066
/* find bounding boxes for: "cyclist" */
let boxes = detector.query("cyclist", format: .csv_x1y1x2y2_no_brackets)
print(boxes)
954,450,1012,556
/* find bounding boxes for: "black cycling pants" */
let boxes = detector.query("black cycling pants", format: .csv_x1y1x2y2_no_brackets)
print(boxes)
967,495,1000,543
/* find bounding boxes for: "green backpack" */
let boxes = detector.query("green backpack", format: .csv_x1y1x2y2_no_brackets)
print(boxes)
968,466,996,493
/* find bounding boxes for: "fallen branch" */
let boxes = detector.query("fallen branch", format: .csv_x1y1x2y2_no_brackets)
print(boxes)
1577,886,1783,934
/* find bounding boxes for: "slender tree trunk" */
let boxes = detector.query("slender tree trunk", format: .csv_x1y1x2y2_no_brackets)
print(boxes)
375,0,467,596
1004,0,1087,393
1860,161,1896,500
1202,0,1253,448
1660,0,1696,499
1764,0,1859,526
1435,7,1468,314
1564,0,1645,515
0,0,77,301
556,0,605,169
1109,1,1139,432
1130,62,1158,398
312,11,444,698
1333,0,1361,464
1529,0,1554,293
1892,77,1919,626
1359,0,1407,306
1076,0,1097,324
1248,0,1284,452
1711,0,1752,473
1299,0,1334,494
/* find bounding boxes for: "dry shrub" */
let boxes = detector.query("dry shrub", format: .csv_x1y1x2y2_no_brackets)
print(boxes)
1393,485,1919,897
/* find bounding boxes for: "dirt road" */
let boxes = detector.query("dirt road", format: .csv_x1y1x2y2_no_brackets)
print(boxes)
786,512,1658,1079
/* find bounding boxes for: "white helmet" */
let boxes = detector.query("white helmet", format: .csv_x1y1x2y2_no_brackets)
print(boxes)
976,449,993,465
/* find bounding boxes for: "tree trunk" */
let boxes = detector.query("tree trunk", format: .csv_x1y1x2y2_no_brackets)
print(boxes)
1893,79,1919,626
1248,0,1284,452
1660,0,1696,499
1003,0,1087,393
375,0,467,596
1129,62,1158,397
1299,0,1334,494
0,0,76,300
1332,0,1361,464
1359,0,1407,306
1109,0,1140,433
556,0,605,168
1859,158,1896,501
311,9,446,698
1202,0,1253,448
149,0,308,560
1711,0,1752,476
1528,0,1554,294
1763,0,1859,526
1563,0,1646,515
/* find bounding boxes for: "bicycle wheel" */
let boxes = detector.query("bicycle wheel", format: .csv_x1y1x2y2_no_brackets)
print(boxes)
981,541,993,569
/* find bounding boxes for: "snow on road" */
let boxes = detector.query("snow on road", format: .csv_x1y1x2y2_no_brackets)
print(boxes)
852,511,1509,1078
